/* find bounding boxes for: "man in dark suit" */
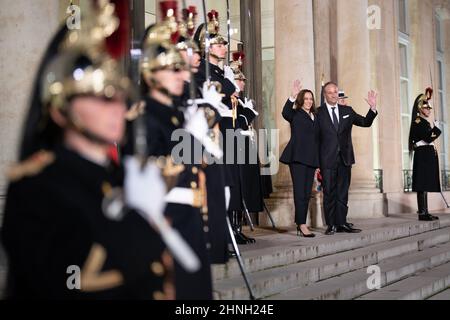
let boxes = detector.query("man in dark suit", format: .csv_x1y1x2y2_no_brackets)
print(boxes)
317,82,378,235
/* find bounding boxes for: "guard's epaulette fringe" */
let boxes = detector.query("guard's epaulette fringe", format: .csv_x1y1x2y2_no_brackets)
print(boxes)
125,100,146,121
6,150,55,182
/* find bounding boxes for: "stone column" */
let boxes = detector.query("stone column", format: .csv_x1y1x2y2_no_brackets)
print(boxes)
313,0,332,100
335,0,384,218
368,0,404,213
0,0,61,222
240,0,264,130
264,0,316,228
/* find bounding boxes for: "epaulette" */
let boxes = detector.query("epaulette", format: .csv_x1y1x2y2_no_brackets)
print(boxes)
6,150,55,182
125,100,146,121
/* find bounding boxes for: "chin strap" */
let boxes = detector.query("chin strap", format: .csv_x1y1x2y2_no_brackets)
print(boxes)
209,52,225,62
150,78,178,104
62,108,117,147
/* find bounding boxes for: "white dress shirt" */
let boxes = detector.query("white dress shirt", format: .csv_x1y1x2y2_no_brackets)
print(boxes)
326,102,340,124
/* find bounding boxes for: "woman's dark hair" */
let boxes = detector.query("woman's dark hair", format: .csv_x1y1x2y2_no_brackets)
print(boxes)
295,89,316,114
19,25,69,161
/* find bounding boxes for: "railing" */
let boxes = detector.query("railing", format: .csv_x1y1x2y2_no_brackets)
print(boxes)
403,170,413,193
403,170,450,192
374,169,383,193
442,170,450,191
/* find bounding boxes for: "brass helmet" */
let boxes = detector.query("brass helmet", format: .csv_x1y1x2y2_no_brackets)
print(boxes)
194,10,228,57
41,0,132,111
416,87,434,111
41,51,131,111
230,51,246,81
140,1,186,82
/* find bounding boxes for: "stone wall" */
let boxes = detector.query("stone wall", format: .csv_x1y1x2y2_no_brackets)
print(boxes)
0,0,61,224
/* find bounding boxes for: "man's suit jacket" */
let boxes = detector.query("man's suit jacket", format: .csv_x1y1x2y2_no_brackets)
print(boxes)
317,104,378,169
280,99,320,168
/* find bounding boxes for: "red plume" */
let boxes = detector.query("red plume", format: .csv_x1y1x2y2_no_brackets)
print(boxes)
232,52,245,62
105,0,130,59
160,0,178,20
208,10,219,20
182,6,198,37
425,87,433,100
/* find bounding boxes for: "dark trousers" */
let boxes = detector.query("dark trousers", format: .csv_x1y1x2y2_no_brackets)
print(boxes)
289,163,316,225
321,155,351,227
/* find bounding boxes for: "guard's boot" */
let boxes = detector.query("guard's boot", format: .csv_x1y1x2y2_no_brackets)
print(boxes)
237,211,256,244
418,192,434,221
231,211,248,245
424,192,439,220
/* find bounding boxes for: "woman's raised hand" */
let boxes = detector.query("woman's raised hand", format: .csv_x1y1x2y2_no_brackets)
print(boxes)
291,79,303,99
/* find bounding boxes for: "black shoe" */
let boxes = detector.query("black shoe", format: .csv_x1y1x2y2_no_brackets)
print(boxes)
337,225,362,233
239,232,256,244
325,226,337,235
344,222,354,228
233,231,248,245
419,214,436,221
297,225,316,238
228,250,238,258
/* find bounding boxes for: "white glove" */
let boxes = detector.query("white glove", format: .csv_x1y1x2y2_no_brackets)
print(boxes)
223,65,240,93
191,82,233,118
184,108,224,159
224,186,231,211
184,103,198,122
239,97,259,116
185,108,209,141
240,130,255,138
124,156,201,272
124,156,167,221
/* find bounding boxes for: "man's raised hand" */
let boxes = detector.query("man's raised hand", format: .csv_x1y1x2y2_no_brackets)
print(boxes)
365,90,378,111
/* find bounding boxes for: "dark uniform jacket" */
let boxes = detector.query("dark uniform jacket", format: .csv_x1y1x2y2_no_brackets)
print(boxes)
2,146,169,299
142,95,213,300
178,81,229,265
316,104,378,169
280,99,320,168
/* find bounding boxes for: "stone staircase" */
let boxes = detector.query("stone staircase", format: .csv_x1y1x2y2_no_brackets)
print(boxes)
212,212,450,300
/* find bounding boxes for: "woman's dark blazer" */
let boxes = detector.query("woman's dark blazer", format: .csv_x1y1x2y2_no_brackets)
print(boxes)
280,99,320,168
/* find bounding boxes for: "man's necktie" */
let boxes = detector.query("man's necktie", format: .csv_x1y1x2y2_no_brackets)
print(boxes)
331,107,339,131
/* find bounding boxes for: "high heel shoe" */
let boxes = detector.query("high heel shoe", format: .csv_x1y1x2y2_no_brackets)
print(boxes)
297,225,316,238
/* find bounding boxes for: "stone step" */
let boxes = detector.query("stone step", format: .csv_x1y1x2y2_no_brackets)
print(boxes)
357,262,450,300
213,216,450,282
213,226,450,300
265,242,450,300
428,288,450,300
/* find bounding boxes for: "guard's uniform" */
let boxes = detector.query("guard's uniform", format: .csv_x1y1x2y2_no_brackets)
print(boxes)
196,59,240,207
237,102,264,214
410,117,442,192
2,146,170,299
141,95,213,300
178,81,229,265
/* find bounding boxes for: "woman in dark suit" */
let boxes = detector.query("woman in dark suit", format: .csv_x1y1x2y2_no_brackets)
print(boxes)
280,80,320,238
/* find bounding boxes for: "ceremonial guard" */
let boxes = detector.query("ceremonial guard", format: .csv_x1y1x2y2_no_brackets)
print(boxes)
1,1,174,300
194,10,259,245
134,1,213,299
229,52,262,244
175,5,230,264
409,88,442,221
